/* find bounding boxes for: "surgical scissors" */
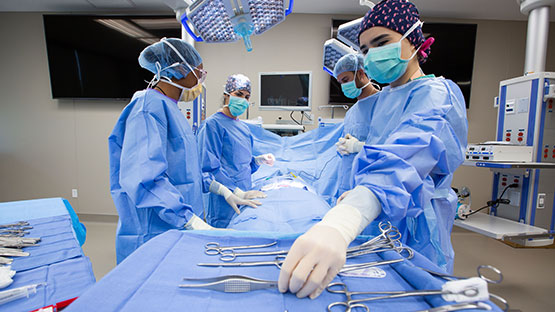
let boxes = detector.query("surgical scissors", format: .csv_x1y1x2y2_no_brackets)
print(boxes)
326,282,479,312
179,275,278,293
198,255,286,269
205,241,277,255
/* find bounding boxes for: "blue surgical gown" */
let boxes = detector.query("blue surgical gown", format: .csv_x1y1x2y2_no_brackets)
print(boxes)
337,92,379,199
197,112,260,228
352,77,468,273
108,89,204,263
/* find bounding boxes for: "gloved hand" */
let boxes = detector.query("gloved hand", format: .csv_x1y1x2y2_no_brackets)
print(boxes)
336,190,351,204
184,215,234,231
335,134,365,156
234,187,267,200
255,153,276,166
278,186,382,299
278,224,347,299
209,181,261,215
184,214,215,230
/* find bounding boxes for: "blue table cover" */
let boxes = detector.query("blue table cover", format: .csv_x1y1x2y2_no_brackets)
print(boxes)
65,230,502,312
0,198,95,311
0,256,96,312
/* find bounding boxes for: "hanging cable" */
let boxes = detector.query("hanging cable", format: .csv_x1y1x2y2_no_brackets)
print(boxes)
463,183,518,218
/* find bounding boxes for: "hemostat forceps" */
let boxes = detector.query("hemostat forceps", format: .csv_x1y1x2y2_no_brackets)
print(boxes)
326,282,480,312
198,255,286,269
419,265,508,312
179,275,277,293
205,241,277,255
340,248,414,273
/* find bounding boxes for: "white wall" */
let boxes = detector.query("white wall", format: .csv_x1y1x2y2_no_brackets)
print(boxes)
1,12,554,216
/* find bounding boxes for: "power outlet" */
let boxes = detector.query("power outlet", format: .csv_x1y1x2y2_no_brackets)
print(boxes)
72,189,78,198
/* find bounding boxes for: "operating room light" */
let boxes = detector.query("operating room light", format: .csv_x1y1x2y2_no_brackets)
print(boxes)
322,38,358,76
180,0,294,52
337,17,363,52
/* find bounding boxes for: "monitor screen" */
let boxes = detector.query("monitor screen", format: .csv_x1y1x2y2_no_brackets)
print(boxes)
259,72,312,111
43,15,181,99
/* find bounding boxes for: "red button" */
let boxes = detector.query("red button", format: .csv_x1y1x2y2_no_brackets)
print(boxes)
186,116,190,119
518,137,523,142
506,138,511,141
501,182,507,186
518,132,523,136
549,103,553,109
514,179,519,183
546,149,549,153
506,133,511,136
502,177,507,181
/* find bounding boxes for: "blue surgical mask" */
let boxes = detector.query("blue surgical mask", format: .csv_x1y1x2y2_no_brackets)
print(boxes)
228,95,249,116
364,21,423,84
341,71,371,99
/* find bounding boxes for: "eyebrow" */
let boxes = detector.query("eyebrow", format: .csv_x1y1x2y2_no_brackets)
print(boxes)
370,34,391,46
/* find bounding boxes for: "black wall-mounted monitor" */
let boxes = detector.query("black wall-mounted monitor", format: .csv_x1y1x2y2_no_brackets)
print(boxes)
43,15,181,99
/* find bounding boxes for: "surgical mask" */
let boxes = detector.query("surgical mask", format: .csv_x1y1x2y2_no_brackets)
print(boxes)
341,71,371,99
227,95,249,116
364,21,423,84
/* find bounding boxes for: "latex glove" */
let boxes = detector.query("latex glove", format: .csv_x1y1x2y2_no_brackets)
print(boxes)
209,181,261,215
234,188,267,200
336,190,351,204
335,134,364,156
184,215,234,231
278,224,347,299
184,214,215,230
278,186,382,299
255,153,276,166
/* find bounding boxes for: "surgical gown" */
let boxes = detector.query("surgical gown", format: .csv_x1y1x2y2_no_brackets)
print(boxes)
337,92,379,199
352,77,468,273
108,89,204,263
197,112,260,228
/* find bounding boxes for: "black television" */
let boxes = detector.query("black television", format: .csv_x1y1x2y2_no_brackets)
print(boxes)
329,20,477,108
43,15,181,99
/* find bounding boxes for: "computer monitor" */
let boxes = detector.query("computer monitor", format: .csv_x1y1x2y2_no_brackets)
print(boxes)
259,72,312,111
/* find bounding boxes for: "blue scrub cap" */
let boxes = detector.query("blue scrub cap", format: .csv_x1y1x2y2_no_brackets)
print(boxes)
333,53,365,78
138,38,202,80
225,74,251,94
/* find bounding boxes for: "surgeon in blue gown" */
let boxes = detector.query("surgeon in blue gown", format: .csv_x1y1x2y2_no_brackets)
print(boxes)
198,74,275,228
333,53,380,200
109,38,218,263
279,0,468,299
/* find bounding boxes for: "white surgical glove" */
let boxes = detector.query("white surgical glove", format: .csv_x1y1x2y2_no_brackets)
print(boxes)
335,134,365,156
184,214,215,230
184,215,233,231
209,181,261,215
278,186,381,299
255,153,276,166
234,187,267,200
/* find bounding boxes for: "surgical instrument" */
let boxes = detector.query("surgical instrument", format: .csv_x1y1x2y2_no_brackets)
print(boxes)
0,283,45,306
198,255,286,269
340,248,414,273
326,280,482,312
0,222,29,229
419,265,508,311
205,241,277,255
0,248,29,257
179,275,277,293
420,265,503,284
416,302,492,312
